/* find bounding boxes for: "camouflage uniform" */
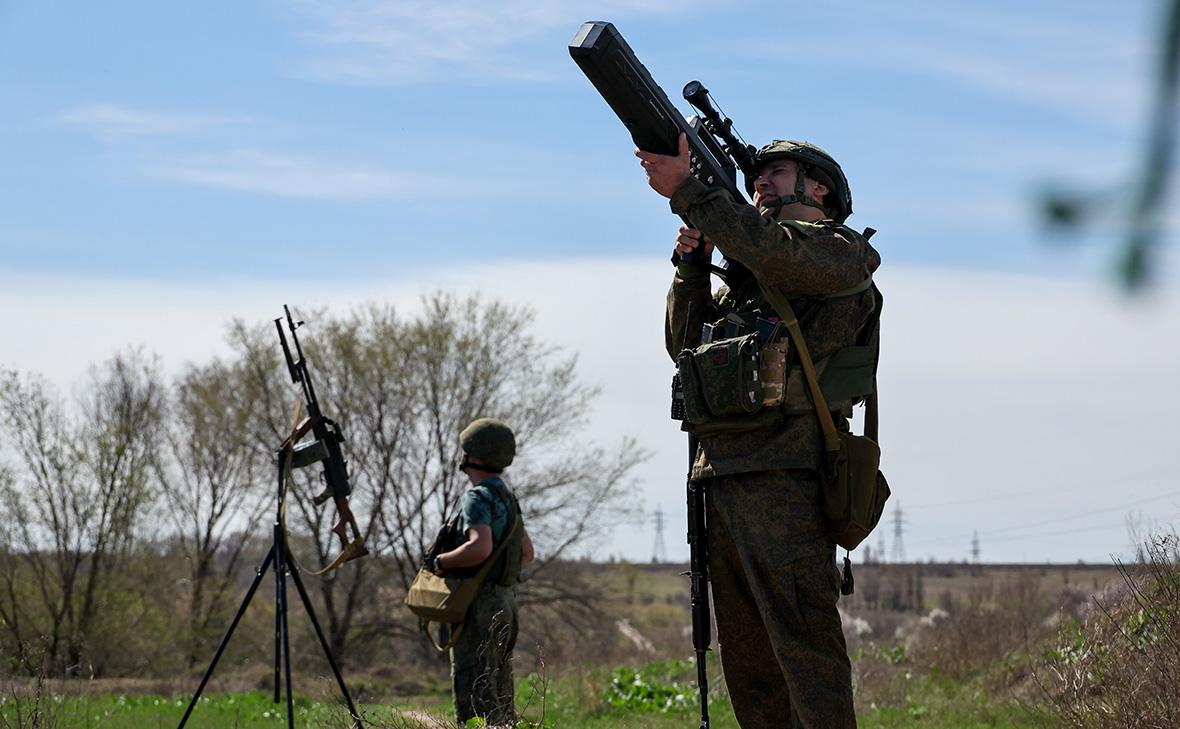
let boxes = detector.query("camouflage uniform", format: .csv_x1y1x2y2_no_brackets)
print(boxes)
447,477,522,725
665,174,880,728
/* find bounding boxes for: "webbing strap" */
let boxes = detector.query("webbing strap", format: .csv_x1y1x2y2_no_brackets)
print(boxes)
423,618,465,652
760,284,841,458
827,273,874,298
757,281,880,462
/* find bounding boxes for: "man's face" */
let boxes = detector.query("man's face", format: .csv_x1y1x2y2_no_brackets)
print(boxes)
752,158,799,208
752,158,828,211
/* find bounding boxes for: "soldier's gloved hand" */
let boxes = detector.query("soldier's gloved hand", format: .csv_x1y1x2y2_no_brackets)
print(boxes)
674,225,714,260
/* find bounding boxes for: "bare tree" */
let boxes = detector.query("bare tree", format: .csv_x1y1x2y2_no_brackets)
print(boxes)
0,351,163,676
155,358,271,667
223,294,646,660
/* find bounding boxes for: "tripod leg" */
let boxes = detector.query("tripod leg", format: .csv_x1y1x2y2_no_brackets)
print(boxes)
289,562,363,728
274,525,296,729
274,567,282,704
177,548,275,729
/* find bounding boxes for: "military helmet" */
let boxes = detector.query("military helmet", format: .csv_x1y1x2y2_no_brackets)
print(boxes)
745,140,853,223
460,417,516,472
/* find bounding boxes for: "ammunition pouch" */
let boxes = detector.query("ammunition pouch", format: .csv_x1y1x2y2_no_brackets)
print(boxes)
676,333,784,435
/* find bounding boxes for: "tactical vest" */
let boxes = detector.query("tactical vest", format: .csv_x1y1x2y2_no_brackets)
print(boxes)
675,228,882,435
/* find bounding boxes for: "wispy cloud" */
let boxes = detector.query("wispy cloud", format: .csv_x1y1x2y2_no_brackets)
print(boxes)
56,104,247,139
55,104,452,202
285,0,699,85
748,4,1146,132
146,149,449,201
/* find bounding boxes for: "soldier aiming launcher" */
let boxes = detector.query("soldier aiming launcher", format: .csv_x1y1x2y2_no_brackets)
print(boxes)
570,21,765,729
276,305,368,569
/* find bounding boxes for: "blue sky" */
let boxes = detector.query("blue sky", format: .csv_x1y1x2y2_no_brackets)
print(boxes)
2,1,1177,564
0,1,1161,279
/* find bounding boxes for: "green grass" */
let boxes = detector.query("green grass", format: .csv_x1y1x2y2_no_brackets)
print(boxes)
1,667,1045,729
857,676,1044,729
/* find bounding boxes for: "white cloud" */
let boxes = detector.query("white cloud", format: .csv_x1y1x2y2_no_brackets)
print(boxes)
2,260,1177,564
53,103,456,201
56,104,248,139
750,6,1146,132
285,0,700,85
146,149,451,201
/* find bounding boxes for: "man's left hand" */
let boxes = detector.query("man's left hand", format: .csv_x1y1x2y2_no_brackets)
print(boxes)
636,133,691,199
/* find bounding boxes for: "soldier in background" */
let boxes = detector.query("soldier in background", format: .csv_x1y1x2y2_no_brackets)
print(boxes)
430,418,534,725
637,134,880,727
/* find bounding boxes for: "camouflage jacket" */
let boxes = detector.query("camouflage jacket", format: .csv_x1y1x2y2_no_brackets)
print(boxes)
665,175,881,478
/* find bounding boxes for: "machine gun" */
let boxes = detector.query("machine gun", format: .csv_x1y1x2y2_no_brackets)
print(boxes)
569,20,759,281
275,305,368,568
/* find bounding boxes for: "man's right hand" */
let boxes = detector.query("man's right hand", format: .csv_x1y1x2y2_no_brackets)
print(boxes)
675,225,714,259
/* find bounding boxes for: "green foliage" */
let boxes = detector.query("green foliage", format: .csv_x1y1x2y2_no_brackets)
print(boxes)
0,691,351,729
879,643,908,665
602,659,696,714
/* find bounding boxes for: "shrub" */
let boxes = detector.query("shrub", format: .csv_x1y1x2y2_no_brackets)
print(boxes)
1037,533,1180,728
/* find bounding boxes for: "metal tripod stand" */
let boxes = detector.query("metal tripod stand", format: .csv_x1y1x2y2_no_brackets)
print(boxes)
176,448,363,729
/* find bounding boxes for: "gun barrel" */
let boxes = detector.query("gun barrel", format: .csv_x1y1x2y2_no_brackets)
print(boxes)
685,434,711,727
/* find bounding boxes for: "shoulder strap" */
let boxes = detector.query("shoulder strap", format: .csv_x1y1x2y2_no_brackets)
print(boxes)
468,485,521,584
420,494,522,653
756,280,880,468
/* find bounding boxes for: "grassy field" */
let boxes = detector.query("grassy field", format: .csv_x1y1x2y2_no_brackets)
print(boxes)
0,560,1137,728
0,674,1045,729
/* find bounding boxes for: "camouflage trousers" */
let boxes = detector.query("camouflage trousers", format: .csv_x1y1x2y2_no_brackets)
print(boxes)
706,469,856,728
450,582,518,725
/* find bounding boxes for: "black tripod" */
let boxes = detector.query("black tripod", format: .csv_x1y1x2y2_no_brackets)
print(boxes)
176,449,363,729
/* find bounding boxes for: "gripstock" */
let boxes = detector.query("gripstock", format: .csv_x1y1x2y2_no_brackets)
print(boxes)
569,20,756,279
275,306,368,570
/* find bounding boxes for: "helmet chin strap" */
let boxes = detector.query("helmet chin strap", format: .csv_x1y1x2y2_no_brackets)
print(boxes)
458,454,502,475
757,166,829,219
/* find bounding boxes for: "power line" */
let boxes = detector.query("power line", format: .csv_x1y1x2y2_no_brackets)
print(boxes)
906,493,1180,549
913,468,1180,510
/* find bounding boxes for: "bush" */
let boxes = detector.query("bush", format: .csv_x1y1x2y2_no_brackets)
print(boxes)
1037,533,1180,728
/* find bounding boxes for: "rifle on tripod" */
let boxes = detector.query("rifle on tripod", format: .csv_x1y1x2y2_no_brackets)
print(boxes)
276,305,368,569
177,307,365,729
571,21,764,728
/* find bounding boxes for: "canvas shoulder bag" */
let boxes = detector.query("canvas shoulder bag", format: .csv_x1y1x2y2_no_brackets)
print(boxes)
404,486,521,651
757,281,891,554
